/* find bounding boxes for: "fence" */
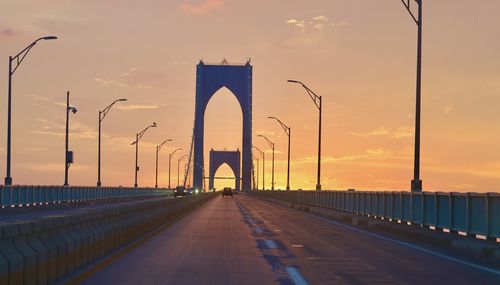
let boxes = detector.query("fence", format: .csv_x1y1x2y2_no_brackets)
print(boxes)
252,190,500,240
0,185,172,208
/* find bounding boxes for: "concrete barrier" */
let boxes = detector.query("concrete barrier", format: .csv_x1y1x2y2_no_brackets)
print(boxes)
0,192,216,284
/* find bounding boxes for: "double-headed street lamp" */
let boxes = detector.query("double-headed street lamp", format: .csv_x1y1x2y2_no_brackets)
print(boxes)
258,135,275,190
177,154,188,187
401,0,424,192
288,80,322,191
97,98,127,187
168,148,182,189
252,146,265,190
131,122,157,187
5,36,58,186
268,116,291,191
155,139,172,188
64,91,77,186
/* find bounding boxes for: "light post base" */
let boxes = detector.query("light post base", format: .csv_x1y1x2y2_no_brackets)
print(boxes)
316,184,321,191
4,177,12,186
411,179,422,192
286,186,290,191
97,181,101,187
134,183,138,188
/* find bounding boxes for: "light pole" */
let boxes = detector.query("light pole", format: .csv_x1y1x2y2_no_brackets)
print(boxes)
177,154,188,187
168,148,182,189
155,139,172,188
131,122,157,187
97,98,127,187
64,91,77,186
253,146,264,190
252,155,259,190
258,135,275,190
401,0,423,192
268,116,291,191
288,80,322,191
5,35,58,185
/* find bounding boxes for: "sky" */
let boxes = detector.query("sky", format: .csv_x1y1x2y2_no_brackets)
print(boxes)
0,0,499,192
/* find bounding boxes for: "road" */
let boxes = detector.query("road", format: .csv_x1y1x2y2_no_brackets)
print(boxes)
76,193,500,285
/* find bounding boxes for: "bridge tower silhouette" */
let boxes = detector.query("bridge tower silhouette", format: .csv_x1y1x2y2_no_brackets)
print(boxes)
192,60,253,191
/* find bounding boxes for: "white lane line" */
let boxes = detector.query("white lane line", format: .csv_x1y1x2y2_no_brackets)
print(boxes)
285,267,309,285
264,239,278,249
254,227,264,234
309,214,500,277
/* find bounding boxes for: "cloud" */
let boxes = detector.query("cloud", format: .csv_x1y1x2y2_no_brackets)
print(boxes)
33,119,97,140
179,0,225,15
94,68,167,92
26,94,49,101
0,28,18,37
286,15,349,32
115,104,160,111
370,126,390,136
349,125,412,139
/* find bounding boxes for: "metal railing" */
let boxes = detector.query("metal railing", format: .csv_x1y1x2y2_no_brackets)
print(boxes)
252,190,500,240
1,185,172,208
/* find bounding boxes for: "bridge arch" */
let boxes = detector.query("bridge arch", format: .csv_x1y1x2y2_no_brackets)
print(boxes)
209,149,240,191
193,60,252,191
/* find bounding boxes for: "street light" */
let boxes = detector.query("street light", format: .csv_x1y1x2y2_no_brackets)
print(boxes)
252,155,259,190
155,139,172,188
5,35,58,185
131,122,157,187
168,148,182,189
64,91,77,186
258,135,275,190
288,80,322,191
253,146,264,190
97,98,127,187
177,154,188,187
401,0,423,192
268,116,291,191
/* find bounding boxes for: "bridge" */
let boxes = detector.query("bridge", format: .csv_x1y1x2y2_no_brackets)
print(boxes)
1,3,500,281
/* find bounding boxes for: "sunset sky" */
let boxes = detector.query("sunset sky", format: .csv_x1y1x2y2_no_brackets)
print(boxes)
0,0,499,192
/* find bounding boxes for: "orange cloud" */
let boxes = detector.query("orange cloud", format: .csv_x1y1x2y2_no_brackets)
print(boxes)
179,0,225,15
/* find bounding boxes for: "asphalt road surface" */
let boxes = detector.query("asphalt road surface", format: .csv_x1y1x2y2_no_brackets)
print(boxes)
77,193,500,285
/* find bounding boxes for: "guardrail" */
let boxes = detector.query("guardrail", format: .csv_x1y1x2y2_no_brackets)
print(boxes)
252,190,500,241
0,185,172,208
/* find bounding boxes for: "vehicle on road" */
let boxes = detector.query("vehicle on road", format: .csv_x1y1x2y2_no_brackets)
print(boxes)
222,187,233,197
174,186,191,197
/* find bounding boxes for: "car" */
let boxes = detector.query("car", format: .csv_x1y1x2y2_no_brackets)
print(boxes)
174,186,191,197
221,187,233,197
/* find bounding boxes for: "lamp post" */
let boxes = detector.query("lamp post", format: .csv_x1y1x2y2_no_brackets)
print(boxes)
177,154,188,187
64,91,77,186
155,139,172,188
252,155,259,190
258,135,275,190
401,0,423,192
268,116,291,191
97,98,127,187
168,148,182,189
5,36,58,185
131,122,157,187
288,80,322,191
253,146,264,190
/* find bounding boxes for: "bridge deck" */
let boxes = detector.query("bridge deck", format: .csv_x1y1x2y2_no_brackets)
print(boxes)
75,194,500,285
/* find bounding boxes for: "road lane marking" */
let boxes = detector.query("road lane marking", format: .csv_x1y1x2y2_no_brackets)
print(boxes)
285,267,309,285
309,214,500,277
264,239,278,249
